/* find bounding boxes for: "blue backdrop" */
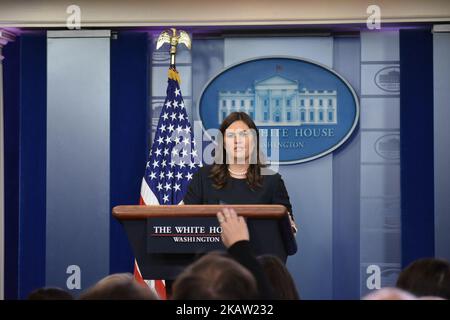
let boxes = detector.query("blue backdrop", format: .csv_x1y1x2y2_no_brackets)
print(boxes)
2,28,441,299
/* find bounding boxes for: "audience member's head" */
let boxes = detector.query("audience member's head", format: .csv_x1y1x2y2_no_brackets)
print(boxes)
417,296,445,300
79,273,157,300
257,254,300,300
27,287,73,300
362,287,417,300
396,258,450,299
172,252,258,300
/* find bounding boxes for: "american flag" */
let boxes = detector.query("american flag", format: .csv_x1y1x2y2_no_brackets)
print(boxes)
134,68,201,299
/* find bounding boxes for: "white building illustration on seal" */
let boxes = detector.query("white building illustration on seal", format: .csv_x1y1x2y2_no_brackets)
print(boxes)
218,75,337,126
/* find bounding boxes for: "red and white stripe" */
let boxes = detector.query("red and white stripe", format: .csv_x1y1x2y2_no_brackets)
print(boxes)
134,177,182,299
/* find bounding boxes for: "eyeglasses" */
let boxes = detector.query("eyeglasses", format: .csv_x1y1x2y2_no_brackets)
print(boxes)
225,130,252,139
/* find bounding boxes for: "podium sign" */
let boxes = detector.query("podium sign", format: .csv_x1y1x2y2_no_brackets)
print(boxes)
113,205,296,279
147,217,225,253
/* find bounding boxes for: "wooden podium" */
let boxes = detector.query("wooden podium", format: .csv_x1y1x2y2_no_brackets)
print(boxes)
112,205,297,281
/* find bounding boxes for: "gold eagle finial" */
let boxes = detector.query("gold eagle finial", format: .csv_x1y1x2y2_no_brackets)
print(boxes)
156,28,191,69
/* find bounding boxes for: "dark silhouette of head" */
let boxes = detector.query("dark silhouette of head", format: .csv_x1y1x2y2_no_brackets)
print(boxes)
27,287,74,300
396,258,450,299
362,287,416,300
257,254,300,300
79,273,157,300
172,252,258,300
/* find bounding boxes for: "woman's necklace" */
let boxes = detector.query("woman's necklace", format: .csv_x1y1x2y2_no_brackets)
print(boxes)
228,167,248,176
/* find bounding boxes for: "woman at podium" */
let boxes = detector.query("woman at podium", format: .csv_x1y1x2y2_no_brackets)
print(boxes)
183,111,297,234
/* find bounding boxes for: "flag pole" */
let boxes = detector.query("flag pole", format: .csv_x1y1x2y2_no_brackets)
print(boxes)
134,27,193,299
